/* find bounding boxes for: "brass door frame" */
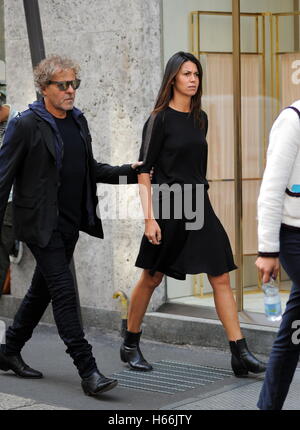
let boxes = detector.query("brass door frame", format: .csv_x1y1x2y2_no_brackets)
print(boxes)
189,5,299,310
232,0,243,311
190,4,264,310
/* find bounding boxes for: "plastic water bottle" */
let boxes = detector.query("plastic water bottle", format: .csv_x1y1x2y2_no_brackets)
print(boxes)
263,278,282,322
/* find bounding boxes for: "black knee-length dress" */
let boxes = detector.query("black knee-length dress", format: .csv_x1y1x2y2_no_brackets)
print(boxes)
135,106,237,280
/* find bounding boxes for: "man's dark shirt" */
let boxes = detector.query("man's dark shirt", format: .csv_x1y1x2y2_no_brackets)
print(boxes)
54,111,87,233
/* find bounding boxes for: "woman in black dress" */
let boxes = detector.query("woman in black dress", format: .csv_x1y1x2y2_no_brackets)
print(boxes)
120,52,266,376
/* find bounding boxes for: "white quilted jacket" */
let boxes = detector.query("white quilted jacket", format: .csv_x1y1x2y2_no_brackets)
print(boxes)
258,100,300,255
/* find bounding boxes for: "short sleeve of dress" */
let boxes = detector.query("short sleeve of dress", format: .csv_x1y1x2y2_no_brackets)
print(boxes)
138,111,165,174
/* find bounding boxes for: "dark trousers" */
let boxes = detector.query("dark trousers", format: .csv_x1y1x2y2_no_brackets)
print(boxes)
258,225,300,410
4,229,97,378
0,203,14,295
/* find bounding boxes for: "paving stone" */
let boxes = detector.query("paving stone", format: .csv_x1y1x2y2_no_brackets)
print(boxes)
0,392,35,410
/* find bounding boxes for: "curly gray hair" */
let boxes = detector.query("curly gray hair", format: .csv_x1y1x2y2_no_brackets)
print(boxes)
34,54,80,93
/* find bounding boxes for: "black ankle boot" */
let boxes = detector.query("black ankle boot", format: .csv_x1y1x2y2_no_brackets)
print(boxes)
0,348,43,378
81,370,118,396
229,338,266,377
120,330,153,371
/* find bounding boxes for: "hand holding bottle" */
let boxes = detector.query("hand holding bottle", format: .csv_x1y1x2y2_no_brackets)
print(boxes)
255,257,280,283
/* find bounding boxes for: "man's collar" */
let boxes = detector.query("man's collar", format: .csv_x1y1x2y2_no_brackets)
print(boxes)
29,99,83,122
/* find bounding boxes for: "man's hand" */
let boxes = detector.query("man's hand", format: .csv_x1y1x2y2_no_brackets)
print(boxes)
131,161,143,170
255,257,280,283
131,162,154,181
149,167,154,182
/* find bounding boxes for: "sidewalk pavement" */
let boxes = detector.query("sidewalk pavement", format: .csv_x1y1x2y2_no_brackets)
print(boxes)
0,317,299,411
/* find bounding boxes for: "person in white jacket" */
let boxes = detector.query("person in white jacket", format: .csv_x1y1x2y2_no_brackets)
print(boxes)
256,100,300,410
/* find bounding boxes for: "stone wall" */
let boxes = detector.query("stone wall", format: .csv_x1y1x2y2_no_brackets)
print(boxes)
4,0,165,316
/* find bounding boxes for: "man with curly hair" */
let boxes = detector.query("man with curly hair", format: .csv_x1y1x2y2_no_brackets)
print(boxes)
0,55,142,396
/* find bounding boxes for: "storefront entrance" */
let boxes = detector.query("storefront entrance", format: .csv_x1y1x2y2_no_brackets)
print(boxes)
162,0,300,322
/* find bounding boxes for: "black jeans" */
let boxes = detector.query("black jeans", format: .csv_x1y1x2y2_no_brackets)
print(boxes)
0,203,14,295
257,225,300,410
4,229,97,378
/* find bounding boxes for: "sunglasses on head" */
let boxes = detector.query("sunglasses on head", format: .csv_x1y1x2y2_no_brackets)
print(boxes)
47,79,81,91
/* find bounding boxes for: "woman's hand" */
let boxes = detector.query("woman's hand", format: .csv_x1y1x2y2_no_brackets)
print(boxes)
145,219,161,245
255,257,280,283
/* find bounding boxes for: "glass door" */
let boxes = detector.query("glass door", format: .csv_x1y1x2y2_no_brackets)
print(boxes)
162,0,295,324
241,1,300,318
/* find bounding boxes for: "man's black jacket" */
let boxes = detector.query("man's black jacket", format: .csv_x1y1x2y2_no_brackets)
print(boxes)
0,100,137,247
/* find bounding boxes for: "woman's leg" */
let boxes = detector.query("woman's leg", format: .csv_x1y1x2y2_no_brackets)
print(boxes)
208,272,266,376
127,269,164,333
207,272,242,341
121,269,164,371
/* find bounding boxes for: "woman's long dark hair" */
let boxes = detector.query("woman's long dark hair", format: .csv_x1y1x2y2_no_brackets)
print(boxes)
153,51,203,127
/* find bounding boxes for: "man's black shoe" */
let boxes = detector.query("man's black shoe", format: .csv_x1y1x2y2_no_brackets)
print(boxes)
0,349,43,378
81,370,118,396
